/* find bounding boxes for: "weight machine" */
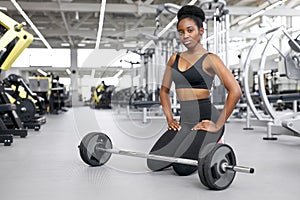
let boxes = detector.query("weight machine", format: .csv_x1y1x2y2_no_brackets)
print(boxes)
242,26,300,139
90,81,114,109
3,74,46,131
0,11,33,145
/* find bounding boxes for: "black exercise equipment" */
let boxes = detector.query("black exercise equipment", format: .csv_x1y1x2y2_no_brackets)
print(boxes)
0,11,33,145
0,103,14,146
0,85,28,138
15,98,36,122
3,97,45,131
128,88,149,108
3,74,46,116
78,132,254,190
2,74,47,131
30,73,68,115
90,81,114,109
0,133,13,146
288,34,300,53
48,74,69,114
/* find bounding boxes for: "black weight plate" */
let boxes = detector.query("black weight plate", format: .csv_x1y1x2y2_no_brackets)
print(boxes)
79,133,94,165
16,98,36,122
79,132,112,167
198,143,217,188
203,144,236,190
79,132,102,166
198,157,209,188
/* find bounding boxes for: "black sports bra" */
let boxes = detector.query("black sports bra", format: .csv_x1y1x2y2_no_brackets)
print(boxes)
171,53,214,90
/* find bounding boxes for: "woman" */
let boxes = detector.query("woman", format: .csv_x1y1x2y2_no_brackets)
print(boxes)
147,5,242,175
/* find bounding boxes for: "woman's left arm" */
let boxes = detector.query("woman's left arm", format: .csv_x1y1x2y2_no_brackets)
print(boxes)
193,54,242,132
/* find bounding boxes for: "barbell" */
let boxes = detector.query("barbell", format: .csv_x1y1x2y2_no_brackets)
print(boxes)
78,132,254,190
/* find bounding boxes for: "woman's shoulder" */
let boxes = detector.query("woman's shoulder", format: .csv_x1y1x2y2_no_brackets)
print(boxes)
204,52,227,71
206,52,220,58
167,52,181,67
204,52,223,63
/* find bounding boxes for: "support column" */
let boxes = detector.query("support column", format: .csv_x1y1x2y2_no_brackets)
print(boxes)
70,48,82,106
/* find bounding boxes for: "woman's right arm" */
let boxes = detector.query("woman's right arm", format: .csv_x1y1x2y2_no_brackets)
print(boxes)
160,54,180,130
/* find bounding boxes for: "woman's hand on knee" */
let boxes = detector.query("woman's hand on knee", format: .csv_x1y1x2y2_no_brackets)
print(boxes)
167,119,181,131
191,120,220,133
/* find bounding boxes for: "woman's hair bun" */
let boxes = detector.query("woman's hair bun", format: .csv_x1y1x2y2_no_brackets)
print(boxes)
177,5,205,22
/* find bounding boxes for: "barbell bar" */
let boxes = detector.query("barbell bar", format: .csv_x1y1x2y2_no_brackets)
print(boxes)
97,147,254,174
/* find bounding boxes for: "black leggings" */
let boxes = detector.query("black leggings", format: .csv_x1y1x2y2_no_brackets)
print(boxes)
147,99,224,174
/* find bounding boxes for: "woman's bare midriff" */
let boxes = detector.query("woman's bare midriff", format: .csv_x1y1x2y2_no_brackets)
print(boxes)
176,88,210,101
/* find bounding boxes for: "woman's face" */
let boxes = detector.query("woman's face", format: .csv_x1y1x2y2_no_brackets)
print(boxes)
177,17,204,49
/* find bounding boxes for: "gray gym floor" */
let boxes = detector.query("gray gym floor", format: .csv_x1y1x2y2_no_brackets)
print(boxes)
1,107,300,200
